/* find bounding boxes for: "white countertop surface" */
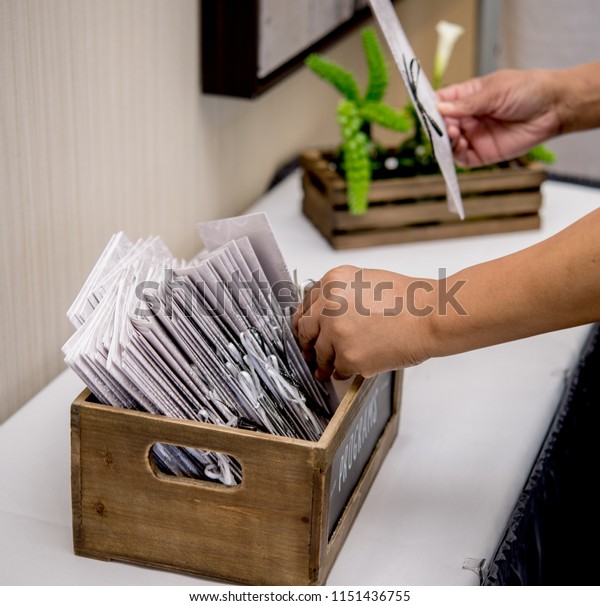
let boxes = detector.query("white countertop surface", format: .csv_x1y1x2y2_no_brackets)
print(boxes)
1,175,598,586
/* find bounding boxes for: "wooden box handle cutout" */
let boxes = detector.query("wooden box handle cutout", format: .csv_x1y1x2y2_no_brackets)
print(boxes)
147,442,244,491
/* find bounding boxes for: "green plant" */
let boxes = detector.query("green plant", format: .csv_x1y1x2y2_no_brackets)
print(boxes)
306,25,555,215
525,144,557,165
306,28,411,213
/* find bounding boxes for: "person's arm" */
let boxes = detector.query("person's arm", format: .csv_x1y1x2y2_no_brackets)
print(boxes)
423,207,600,358
293,208,600,380
553,61,600,134
437,62,600,167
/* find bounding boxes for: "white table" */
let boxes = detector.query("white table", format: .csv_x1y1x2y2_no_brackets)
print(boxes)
1,175,598,586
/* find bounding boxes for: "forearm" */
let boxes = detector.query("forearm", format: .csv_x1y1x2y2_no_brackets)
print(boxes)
552,61,600,134
425,208,600,357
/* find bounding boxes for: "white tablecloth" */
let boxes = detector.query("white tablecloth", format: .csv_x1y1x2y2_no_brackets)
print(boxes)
1,175,598,585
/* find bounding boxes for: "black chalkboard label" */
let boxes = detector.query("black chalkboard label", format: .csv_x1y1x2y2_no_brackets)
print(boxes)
328,372,394,538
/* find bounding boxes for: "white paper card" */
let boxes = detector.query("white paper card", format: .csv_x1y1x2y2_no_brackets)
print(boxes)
64,217,338,483
368,0,464,218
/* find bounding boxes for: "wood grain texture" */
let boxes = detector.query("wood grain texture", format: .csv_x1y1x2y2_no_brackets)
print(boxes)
201,0,375,98
333,192,542,230
327,215,542,249
0,0,477,423
71,372,403,585
301,150,547,202
301,150,545,250
73,397,317,584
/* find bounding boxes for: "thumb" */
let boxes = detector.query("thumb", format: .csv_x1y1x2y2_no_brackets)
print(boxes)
437,84,497,119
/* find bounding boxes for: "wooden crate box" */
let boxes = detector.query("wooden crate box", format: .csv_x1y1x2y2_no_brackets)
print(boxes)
300,149,547,250
71,371,403,585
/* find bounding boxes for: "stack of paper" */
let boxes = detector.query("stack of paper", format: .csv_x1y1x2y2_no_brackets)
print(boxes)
64,214,334,485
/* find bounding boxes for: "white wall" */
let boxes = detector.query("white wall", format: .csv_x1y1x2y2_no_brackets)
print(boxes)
0,0,476,423
496,0,600,181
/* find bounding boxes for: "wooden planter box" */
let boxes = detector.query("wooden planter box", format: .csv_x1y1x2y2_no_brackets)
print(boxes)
301,149,547,250
71,371,402,585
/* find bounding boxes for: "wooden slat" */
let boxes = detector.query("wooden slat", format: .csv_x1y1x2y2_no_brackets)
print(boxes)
70,403,85,555
71,372,402,585
301,149,545,249
334,192,542,230
300,151,346,195
73,398,316,585
329,215,541,250
457,165,546,195
366,168,546,202
302,175,335,239
300,149,547,204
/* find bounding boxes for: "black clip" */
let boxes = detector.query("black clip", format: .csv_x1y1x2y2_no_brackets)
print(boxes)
403,55,443,158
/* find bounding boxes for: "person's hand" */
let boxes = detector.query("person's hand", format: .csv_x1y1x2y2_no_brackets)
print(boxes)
437,69,561,167
292,265,435,380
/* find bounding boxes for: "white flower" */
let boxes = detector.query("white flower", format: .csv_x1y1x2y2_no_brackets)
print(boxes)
433,20,465,89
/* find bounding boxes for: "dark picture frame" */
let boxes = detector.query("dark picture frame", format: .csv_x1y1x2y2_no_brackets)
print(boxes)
201,0,375,99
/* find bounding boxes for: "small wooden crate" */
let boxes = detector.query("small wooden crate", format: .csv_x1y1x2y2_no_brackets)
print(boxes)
300,149,547,250
71,371,402,585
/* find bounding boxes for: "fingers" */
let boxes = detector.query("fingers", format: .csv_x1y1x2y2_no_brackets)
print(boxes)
300,280,320,315
295,305,320,360
439,118,475,168
437,77,484,104
445,120,461,146
440,112,488,168
314,336,355,382
293,266,361,382
438,98,484,119
452,136,471,165
438,77,496,121
440,113,474,166
332,369,354,381
436,83,460,103
293,279,353,382
292,281,320,338
296,300,341,381
437,100,463,117
314,336,335,381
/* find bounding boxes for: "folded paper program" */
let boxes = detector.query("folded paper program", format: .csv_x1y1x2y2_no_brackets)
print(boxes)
63,214,335,485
